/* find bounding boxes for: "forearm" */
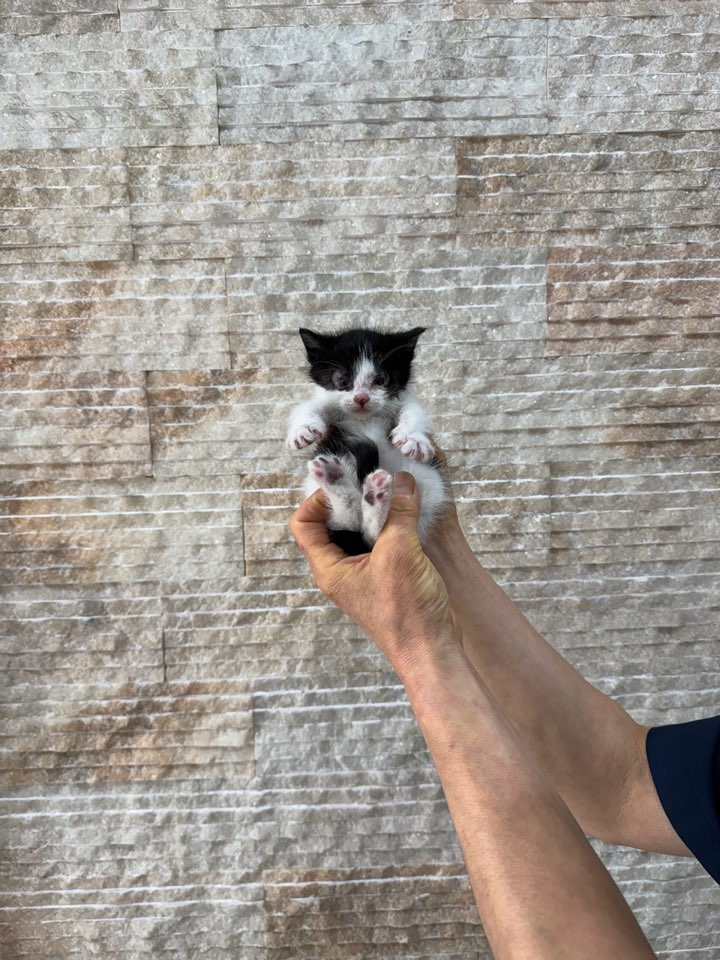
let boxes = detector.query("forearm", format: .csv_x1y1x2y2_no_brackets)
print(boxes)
425,520,686,854
401,646,657,960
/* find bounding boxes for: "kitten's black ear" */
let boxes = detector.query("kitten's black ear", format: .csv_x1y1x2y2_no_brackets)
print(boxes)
401,326,427,355
298,327,324,359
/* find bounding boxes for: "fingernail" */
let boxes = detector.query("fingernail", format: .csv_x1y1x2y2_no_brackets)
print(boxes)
394,472,416,494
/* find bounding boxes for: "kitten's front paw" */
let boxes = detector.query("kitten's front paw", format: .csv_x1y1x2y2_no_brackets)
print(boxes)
287,419,327,450
390,427,433,463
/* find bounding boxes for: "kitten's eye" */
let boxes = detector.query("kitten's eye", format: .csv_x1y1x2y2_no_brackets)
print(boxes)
332,371,350,390
373,372,389,387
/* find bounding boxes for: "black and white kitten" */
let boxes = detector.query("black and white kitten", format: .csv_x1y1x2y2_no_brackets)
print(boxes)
287,326,447,554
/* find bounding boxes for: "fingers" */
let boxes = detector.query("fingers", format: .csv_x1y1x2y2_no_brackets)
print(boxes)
375,472,422,548
392,471,419,507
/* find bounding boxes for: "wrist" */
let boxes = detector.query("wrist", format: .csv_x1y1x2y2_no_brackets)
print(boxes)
425,514,478,578
393,624,471,703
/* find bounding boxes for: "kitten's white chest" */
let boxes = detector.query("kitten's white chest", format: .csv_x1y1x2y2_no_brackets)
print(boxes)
339,415,391,450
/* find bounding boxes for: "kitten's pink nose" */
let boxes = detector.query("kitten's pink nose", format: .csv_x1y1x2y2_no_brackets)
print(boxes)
353,392,370,407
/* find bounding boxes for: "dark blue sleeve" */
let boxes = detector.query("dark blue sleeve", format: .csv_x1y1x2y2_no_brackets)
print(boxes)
646,716,720,884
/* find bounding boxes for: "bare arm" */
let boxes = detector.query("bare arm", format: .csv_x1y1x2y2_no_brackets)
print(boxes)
403,645,657,960
290,475,660,960
424,498,691,857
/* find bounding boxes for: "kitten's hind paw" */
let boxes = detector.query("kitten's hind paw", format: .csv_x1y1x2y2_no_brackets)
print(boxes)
361,470,393,544
390,428,433,463
362,469,392,506
309,455,349,487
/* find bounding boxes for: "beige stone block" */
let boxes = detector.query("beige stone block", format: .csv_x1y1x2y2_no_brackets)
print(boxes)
430,350,720,468
120,0,453,30
119,0,221,30
1,900,265,959
0,582,162,686
0,475,244,586
0,679,253,786
0,371,151,482
253,678,428,781
128,141,456,260
217,20,547,144
548,16,720,133
548,452,720,564
497,548,720,722
457,132,720,247
0,781,264,958
162,574,381,682
451,462,552,569
457,0,716,14
256,782,461,870
0,148,131,264
604,856,720,955
0,260,231,373
0,0,118,34
264,864,485,958
547,243,720,356
228,246,547,373
253,675,463,869
147,370,291,478
0,31,217,149
1,782,259,886
242,472,307,578
549,532,720,568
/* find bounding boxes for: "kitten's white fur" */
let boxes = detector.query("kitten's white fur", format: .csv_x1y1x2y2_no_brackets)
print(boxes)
288,375,447,546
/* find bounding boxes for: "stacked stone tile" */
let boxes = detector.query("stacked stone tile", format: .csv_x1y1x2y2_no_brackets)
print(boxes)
1,3,719,957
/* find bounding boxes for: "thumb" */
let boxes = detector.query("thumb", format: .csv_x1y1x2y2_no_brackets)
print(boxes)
378,471,421,542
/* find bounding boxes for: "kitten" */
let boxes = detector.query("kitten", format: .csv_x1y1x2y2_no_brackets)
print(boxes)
287,325,447,554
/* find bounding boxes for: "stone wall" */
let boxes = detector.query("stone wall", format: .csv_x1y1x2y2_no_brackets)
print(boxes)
2,2,719,957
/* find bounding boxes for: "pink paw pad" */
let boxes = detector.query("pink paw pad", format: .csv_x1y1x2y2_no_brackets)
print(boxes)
363,470,392,505
310,456,345,485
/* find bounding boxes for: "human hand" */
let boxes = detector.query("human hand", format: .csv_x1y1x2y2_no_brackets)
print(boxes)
289,471,464,678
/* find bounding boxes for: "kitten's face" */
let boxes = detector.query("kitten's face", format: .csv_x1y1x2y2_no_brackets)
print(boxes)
299,326,426,417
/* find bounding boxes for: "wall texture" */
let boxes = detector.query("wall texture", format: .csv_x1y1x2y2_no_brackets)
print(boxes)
1,2,719,957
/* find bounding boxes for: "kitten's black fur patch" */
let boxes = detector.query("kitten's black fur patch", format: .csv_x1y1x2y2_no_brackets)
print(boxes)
316,426,379,556
328,528,372,555
299,326,425,398
316,426,379,484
